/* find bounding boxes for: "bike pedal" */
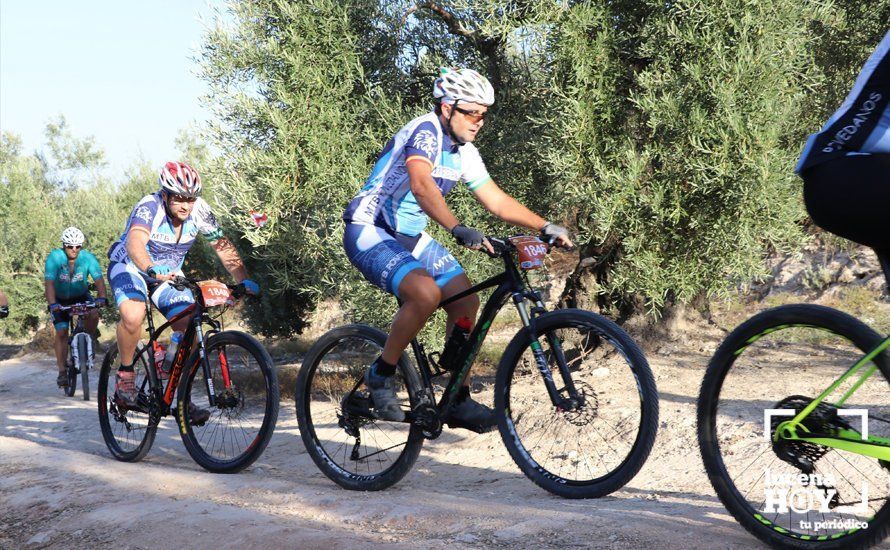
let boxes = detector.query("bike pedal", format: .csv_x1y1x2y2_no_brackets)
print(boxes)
341,392,373,416
445,418,497,434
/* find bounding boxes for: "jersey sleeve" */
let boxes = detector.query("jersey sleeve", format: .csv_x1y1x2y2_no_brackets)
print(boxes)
193,199,224,242
128,195,160,233
459,143,492,191
404,121,441,166
44,250,62,280
84,251,103,280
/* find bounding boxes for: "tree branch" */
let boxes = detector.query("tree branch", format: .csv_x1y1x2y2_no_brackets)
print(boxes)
400,1,504,87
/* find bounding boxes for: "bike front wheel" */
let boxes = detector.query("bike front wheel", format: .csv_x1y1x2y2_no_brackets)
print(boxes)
296,324,424,491
77,335,90,401
97,344,158,462
64,356,77,397
698,304,890,549
178,331,279,474
495,309,659,498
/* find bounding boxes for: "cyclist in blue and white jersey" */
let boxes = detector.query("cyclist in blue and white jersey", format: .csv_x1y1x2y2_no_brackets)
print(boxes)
108,161,259,414
797,30,890,251
343,67,573,431
45,227,108,387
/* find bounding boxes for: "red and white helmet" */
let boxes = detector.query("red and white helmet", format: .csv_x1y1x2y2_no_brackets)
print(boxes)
159,161,202,198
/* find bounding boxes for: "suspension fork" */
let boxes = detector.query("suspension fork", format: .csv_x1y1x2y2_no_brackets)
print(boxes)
218,346,232,389
194,318,218,407
515,293,581,408
533,294,580,400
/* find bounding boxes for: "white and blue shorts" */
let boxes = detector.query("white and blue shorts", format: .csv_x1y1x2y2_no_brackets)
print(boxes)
343,223,464,297
108,260,195,319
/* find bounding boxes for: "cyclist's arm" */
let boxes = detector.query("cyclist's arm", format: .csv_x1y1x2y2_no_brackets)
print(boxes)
0,288,8,308
406,158,460,232
473,181,574,248
93,278,108,301
44,280,57,305
209,237,249,283
85,252,107,300
124,227,155,273
472,180,546,231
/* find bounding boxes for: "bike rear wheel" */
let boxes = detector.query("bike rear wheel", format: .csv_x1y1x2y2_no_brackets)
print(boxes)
178,331,279,473
97,344,158,462
77,335,90,401
296,324,424,491
495,309,659,498
698,304,890,549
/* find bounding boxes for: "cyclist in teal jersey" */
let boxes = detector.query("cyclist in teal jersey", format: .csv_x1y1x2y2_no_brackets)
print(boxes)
45,227,107,387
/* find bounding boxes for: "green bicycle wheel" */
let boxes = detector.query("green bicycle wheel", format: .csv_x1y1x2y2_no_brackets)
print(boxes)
699,304,890,549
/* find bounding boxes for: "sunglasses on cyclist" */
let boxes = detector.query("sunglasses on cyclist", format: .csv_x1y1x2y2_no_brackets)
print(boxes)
65,245,82,250
452,105,487,124
169,194,198,204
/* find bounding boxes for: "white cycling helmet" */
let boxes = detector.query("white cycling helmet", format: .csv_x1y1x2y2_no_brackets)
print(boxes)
61,226,85,247
159,161,202,198
433,67,495,106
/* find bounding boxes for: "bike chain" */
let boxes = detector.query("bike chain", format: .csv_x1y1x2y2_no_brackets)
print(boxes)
412,390,442,439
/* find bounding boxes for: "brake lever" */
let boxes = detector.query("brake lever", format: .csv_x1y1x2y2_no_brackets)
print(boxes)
541,234,576,253
482,236,507,258
229,282,247,298
170,275,190,292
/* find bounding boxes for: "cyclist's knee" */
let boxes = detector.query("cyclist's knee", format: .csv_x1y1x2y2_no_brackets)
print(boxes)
401,278,441,314
118,301,145,332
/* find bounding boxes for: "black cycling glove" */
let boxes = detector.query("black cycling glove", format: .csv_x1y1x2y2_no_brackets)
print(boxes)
0,306,8,319
451,224,485,248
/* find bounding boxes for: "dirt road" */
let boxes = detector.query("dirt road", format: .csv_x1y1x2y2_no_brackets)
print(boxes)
0,348,762,549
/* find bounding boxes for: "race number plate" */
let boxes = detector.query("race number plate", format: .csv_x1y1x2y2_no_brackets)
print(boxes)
198,280,234,307
510,236,548,270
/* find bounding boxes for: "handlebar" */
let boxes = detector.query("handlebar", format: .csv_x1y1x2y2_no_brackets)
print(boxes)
56,302,100,313
480,235,575,258
141,274,249,299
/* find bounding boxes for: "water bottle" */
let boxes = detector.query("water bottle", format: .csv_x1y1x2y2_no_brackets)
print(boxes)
439,317,473,372
153,341,167,377
162,331,184,374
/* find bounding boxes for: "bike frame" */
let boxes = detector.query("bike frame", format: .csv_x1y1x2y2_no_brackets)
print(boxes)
771,333,890,461
65,305,96,371
403,239,582,420
773,251,890,461
138,284,231,413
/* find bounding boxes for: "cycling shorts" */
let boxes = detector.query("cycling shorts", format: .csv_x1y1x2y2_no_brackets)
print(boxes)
51,293,93,331
108,261,195,319
802,153,890,251
343,223,464,297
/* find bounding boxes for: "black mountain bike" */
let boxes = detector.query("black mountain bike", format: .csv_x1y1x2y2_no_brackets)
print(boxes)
59,301,99,401
297,235,659,498
98,276,279,473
